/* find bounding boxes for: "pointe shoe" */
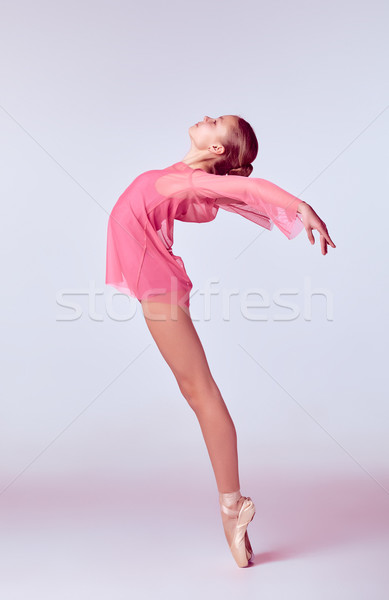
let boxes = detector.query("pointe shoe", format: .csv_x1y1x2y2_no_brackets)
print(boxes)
244,529,254,561
219,496,256,567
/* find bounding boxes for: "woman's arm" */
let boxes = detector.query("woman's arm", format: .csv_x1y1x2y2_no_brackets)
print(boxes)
189,169,305,240
191,169,301,210
189,169,336,252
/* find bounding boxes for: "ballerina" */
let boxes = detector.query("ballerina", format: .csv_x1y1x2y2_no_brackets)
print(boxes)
105,114,336,567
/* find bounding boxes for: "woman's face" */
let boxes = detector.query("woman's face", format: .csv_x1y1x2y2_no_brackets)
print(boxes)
188,115,237,153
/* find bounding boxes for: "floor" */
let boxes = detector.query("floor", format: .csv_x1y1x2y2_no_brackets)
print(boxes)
1,465,388,599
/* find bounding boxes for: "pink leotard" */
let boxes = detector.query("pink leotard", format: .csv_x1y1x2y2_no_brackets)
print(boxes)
105,161,304,309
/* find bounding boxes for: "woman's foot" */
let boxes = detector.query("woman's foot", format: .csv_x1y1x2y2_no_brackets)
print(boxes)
219,490,255,567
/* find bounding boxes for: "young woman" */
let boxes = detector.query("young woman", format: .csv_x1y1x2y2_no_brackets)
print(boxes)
105,114,336,567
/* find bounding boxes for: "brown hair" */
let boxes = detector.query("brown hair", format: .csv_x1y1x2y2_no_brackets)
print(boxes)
208,115,259,177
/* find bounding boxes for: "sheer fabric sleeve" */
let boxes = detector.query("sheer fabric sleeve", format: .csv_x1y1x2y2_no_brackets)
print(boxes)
190,169,305,239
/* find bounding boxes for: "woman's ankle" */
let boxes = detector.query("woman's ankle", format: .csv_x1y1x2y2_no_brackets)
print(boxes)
219,489,242,510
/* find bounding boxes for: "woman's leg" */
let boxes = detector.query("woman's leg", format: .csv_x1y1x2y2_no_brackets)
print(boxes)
140,300,240,494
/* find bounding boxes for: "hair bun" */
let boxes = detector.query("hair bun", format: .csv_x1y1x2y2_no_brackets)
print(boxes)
227,163,253,177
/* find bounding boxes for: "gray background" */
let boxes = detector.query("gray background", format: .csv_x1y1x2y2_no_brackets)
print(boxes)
1,0,388,597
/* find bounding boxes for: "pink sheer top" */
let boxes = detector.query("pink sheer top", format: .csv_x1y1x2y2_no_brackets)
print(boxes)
105,161,304,308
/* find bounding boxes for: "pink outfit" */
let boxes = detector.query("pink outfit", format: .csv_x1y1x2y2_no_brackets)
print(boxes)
105,161,304,308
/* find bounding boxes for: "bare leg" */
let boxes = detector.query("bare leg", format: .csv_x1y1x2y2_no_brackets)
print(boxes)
140,300,256,561
140,300,240,493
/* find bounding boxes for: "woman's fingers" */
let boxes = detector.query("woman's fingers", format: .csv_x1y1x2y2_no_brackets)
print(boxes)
307,225,336,254
307,227,315,245
320,223,336,249
326,231,336,248
321,233,328,255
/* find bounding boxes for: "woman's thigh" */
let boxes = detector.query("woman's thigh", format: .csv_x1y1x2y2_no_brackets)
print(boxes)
140,300,216,398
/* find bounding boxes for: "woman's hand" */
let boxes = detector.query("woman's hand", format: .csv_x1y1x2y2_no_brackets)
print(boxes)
297,201,336,255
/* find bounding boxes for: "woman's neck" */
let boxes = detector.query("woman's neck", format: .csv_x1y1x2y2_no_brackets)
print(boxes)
180,150,215,172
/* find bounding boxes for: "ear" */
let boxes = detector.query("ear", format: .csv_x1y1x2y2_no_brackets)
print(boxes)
209,144,225,156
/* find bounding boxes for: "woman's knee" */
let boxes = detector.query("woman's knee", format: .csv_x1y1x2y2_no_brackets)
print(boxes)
140,300,220,408
176,374,219,410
